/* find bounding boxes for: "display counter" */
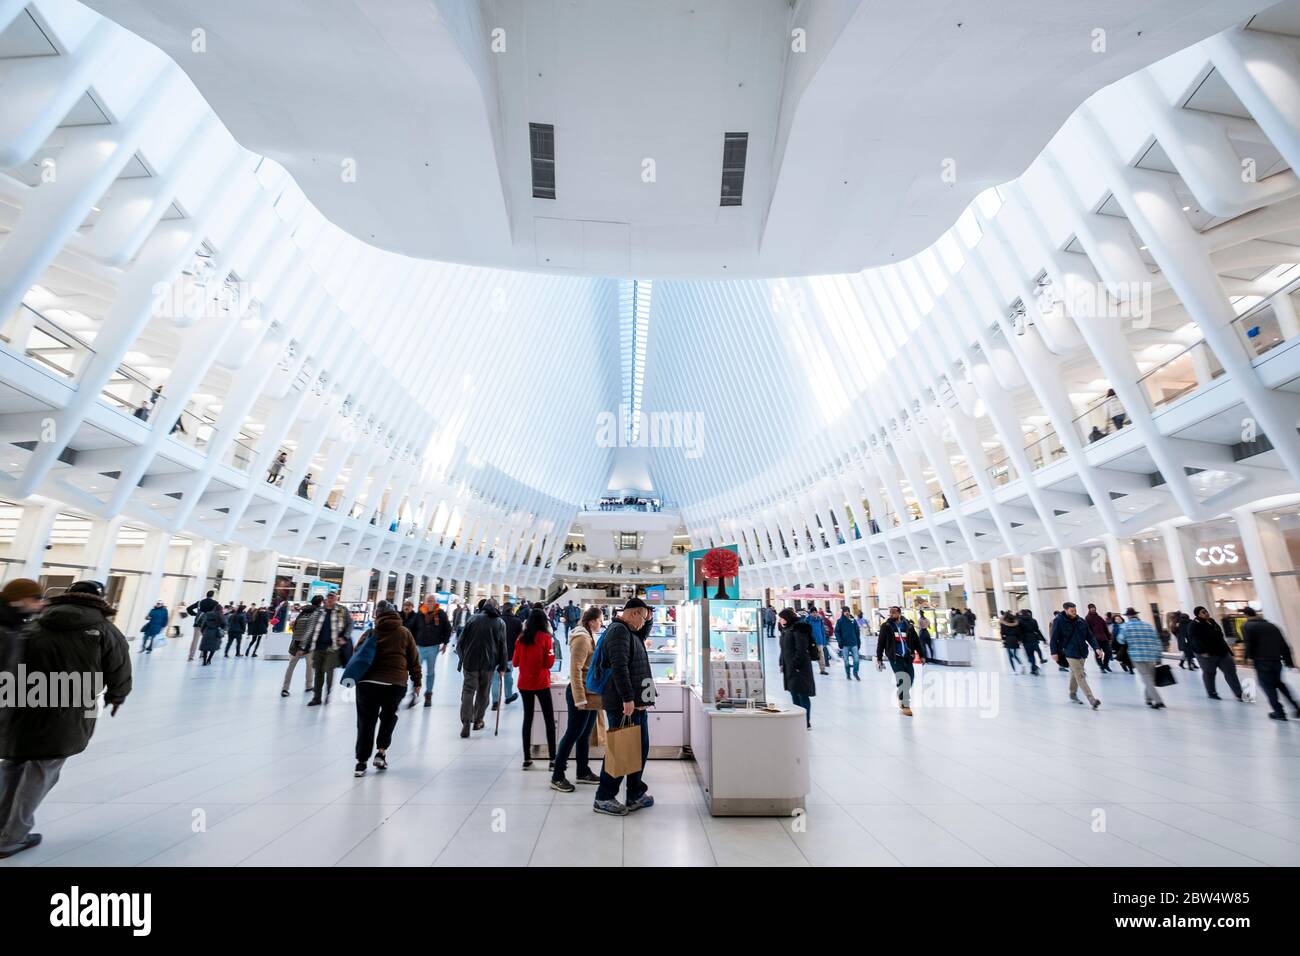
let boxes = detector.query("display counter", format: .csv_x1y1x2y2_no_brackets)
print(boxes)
262,631,296,660
688,688,809,816
927,635,973,666
529,677,686,759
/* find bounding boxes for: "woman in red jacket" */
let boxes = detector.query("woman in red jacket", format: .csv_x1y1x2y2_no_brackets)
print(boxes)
514,607,556,770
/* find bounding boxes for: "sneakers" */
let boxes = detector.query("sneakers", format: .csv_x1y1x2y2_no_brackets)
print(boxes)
1208,693,1222,700
505,693,518,705
0,833,41,859
593,799,629,816
1269,711,1288,721
372,752,388,771
423,694,432,708
522,759,534,770
472,720,485,731
1070,696,1085,705
406,693,419,710
280,689,289,698
460,724,471,738
1091,699,1102,710
551,777,576,793
354,762,366,778
625,794,655,812
575,770,600,785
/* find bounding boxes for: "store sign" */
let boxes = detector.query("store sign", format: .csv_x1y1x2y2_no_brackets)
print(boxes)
1194,544,1239,567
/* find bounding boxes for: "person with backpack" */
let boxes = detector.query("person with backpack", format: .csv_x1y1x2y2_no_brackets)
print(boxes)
246,604,269,657
807,606,830,675
224,603,248,657
456,599,508,737
139,600,168,654
514,608,556,771
552,605,605,792
196,603,226,665
833,606,861,680
0,581,132,860
185,589,219,661
563,600,580,639
408,598,451,708
343,601,421,777
591,598,656,816
876,606,926,717
778,608,816,727
1242,606,1299,720
491,601,522,712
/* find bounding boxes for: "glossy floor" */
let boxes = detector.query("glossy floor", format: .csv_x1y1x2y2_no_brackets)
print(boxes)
3,636,1299,866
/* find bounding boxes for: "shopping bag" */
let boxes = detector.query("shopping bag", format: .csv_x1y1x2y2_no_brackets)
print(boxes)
1153,663,1176,687
603,715,643,778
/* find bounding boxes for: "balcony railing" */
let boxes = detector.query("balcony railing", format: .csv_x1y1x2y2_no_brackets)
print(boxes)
1023,427,1067,471
1138,340,1225,410
1233,303,1298,360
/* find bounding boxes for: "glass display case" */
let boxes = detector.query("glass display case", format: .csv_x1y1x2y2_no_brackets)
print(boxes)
698,597,765,705
646,611,683,682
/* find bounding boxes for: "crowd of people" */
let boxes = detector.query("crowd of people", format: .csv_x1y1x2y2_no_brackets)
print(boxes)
4,568,1300,861
768,595,1300,721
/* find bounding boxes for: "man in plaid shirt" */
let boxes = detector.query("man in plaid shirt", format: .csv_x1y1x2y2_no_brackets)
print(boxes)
1117,607,1165,709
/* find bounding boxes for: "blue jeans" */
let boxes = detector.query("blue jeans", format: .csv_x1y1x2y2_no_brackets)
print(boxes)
790,692,811,726
416,645,440,694
1005,647,1021,671
491,666,515,704
595,708,649,802
841,644,860,676
552,686,598,780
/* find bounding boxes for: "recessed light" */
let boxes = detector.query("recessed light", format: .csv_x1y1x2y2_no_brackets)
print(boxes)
1182,205,1191,212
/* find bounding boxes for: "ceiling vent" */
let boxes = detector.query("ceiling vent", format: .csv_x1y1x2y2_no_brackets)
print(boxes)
529,122,555,200
720,132,748,206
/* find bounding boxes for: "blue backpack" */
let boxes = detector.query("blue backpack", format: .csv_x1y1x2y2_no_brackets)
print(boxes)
584,632,613,697
340,627,377,687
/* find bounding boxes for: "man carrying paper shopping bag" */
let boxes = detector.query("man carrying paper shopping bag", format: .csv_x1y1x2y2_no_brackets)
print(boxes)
591,598,656,816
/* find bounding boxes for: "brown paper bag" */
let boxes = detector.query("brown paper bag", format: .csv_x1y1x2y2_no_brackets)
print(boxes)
603,715,643,778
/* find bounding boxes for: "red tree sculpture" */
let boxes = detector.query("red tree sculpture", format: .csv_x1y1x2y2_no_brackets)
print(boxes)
701,547,740,599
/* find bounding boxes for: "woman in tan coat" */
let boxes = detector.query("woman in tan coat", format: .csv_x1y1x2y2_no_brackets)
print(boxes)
550,605,605,792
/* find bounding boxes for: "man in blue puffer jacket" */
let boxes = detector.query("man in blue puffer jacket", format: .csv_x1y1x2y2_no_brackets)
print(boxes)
1049,602,1102,709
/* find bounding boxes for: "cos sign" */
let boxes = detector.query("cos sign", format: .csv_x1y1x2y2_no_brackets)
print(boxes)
1194,544,1239,567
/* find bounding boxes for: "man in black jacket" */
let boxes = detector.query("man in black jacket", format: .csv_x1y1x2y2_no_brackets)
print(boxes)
593,598,656,816
456,599,507,737
1049,602,1101,709
875,607,926,717
491,602,522,712
1242,607,1299,720
0,581,131,859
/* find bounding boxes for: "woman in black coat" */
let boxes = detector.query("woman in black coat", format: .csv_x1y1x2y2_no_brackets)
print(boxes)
197,606,226,665
246,605,269,657
999,612,1022,673
777,608,816,728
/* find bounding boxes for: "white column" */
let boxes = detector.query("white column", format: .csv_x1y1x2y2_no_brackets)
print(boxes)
1271,290,1300,340
989,556,1009,616
1022,552,1045,620
182,538,215,608
1159,522,1198,615
1103,533,1135,612
961,561,980,618
1249,505,1300,641
85,515,126,583
243,550,279,605
1060,547,1084,609
1232,506,1281,619
218,545,250,604
9,500,60,579
127,529,171,631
